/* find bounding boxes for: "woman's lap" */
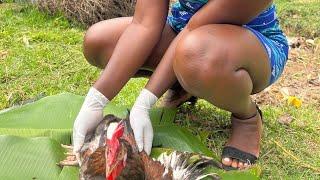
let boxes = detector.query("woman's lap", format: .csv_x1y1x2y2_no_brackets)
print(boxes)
85,15,288,92
169,25,288,92
173,24,272,95
168,2,289,89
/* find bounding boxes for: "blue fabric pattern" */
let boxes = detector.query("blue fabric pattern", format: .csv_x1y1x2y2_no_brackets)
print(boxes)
167,1,289,85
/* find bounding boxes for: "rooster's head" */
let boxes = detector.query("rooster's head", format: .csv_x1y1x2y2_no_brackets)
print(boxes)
105,119,145,180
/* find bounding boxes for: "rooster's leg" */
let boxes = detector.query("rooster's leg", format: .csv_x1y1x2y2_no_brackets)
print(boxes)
58,144,80,167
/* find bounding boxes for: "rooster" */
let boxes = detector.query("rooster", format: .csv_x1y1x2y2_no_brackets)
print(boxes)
59,114,221,180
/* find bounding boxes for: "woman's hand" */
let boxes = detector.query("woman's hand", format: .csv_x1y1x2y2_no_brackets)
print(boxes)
130,106,153,155
72,88,109,159
130,89,158,155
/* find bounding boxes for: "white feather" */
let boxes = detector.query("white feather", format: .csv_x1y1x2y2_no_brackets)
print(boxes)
157,151,219,180
107,122,119,140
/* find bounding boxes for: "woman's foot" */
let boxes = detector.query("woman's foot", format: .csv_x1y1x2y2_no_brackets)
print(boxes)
159,82,197,108
221,108,263,170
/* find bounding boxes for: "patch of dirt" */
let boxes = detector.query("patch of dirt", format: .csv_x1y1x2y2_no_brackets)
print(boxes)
253,37,320,108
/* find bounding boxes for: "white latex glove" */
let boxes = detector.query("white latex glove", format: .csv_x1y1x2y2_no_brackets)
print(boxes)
72,87,109,156
130,89,158,155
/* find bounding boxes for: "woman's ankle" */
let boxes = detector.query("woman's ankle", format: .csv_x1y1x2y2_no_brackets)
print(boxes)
232,101,257,120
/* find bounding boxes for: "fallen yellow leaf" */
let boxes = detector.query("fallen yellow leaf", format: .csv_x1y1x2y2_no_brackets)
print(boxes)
287,96,302,108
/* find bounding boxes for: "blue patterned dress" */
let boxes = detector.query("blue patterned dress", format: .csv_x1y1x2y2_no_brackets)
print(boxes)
167,0,289,84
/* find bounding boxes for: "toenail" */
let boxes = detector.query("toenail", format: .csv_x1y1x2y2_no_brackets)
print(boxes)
223,158,231,162
238,162,244,169
231,160,238,168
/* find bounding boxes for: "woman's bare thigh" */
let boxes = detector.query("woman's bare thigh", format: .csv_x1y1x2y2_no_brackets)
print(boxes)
83,17,177,70
174,24,272,95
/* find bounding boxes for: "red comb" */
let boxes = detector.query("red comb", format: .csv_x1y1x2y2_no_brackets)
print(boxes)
106,122,125,180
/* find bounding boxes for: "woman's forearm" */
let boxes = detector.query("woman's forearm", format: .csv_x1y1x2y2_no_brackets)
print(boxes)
93,0,169,99
94,23,165,99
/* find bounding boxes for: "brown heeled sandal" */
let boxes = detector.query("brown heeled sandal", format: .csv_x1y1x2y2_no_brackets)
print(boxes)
222,106,263,170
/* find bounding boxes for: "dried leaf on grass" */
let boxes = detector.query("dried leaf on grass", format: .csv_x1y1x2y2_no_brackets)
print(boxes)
280,87,290,98
288,37,306,48
306,39,315,46
308,74,320,86
278,114,293,125
22,35,30,48
0,50,8,60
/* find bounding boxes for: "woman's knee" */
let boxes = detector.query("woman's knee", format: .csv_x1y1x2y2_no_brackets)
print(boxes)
173,28,232,94
83,23,115,68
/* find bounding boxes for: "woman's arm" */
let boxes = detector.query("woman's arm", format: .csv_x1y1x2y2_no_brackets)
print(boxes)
94,0,169,99
72,0,169,156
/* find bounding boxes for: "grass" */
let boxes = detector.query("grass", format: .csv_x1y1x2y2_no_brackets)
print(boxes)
276,0,320,38
176,102,320,179
0,1,319,179
0,3,146,109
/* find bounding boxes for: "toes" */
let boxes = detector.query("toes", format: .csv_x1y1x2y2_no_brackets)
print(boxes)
222,158,249,169
238,162,244,169
231,159,238,168
222,157,232,166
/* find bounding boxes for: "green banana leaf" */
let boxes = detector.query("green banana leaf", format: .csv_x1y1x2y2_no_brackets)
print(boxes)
0,135,260,180
153,125,214,157
0,135,67,179
0,93,260,179
0,93,175,144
